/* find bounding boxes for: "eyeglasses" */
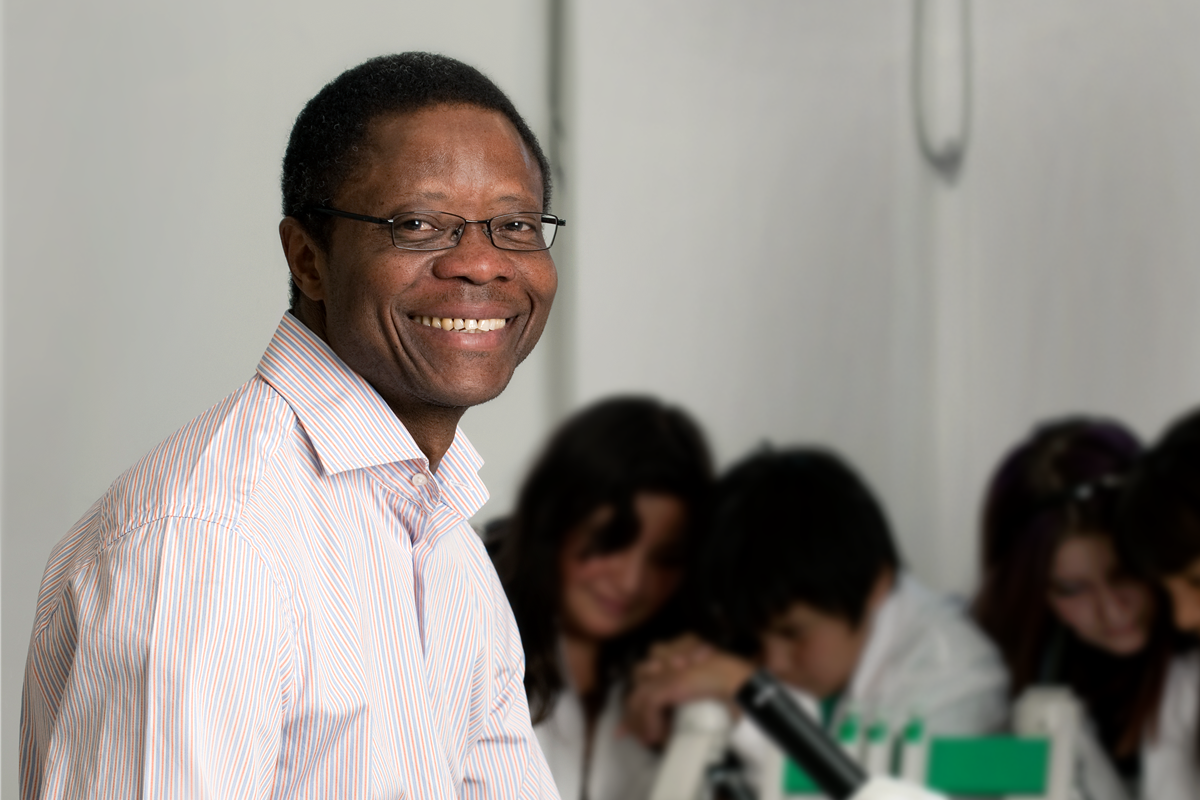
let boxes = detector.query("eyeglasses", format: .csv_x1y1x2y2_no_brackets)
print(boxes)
306,206,566,252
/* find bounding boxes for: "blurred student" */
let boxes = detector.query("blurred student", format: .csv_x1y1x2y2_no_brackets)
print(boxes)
491,396,712,800
973,418,1174,795
1120,409,1200,800
623,448,1007,793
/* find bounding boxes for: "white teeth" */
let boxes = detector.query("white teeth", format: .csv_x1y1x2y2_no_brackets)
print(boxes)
414,316,508,333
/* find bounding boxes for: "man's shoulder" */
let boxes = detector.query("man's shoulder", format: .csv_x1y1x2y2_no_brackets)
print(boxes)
31,375,300,638
109,375,297,530
69,375,297,560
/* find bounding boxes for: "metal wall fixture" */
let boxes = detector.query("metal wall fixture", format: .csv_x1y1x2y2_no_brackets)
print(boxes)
913,0,972,180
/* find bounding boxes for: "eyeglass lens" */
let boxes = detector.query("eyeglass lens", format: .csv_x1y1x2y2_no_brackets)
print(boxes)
391,211,557,251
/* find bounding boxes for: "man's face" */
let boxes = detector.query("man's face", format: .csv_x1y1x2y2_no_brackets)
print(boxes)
301,104,557,413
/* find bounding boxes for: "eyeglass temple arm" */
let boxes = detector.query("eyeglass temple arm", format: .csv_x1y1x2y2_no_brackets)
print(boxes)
306,207,393,226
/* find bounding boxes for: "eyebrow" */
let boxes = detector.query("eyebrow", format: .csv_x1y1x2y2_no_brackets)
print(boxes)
404,191,535,206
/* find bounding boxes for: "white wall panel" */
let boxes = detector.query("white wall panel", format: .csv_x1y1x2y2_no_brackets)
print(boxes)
929,0,1200,589
566,1,943,582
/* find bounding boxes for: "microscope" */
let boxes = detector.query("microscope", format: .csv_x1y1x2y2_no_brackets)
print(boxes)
649,671,1106,800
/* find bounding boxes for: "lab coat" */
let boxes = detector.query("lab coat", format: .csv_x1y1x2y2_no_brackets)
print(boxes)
730,574,1009,797
1141,650,1200,800
535,681,660,800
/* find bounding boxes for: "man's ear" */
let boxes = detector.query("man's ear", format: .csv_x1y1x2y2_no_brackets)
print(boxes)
279,216,327,302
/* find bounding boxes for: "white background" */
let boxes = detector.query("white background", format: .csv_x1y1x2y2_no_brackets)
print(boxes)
5,1,1200,793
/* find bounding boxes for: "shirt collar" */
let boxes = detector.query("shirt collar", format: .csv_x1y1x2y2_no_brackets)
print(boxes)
256,314,486,514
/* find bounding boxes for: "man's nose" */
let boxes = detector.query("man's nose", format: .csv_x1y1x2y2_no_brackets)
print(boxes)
431,222,516,284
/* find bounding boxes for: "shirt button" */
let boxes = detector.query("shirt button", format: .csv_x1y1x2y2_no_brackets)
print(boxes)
411,473,429,487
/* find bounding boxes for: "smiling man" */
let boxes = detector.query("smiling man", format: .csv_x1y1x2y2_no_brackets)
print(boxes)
22,54,561,799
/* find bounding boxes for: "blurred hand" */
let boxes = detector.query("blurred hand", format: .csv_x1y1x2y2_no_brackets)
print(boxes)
622,633,755,747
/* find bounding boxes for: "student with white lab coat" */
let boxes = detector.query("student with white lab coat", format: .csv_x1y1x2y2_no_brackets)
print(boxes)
490,397,713,800
1120,409,1200,800
974,418,1179,800
623,447,1008,796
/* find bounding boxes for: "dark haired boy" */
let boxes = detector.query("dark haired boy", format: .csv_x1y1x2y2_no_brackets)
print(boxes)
625,448,1007,792
1120,410,1200,798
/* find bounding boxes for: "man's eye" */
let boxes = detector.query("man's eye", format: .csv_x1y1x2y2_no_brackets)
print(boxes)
395,215,440,232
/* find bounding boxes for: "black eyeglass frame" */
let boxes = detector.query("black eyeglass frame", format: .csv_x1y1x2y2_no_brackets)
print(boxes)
304,206,566,252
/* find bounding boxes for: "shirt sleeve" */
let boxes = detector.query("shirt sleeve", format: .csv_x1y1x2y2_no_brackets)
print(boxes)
22,517,291,800
459,568,560,800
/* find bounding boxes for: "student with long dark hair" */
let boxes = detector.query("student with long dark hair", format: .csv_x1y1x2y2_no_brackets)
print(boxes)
491,396,712,800
972,418,1175,796
1120,408,1200,800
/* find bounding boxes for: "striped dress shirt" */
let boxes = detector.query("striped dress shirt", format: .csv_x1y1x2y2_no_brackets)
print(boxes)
22,313,559,800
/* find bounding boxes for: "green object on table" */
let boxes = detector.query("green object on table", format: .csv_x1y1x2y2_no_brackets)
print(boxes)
836,714,859,743
783,758,819,794
925,737,1050,795
783,734,1053,796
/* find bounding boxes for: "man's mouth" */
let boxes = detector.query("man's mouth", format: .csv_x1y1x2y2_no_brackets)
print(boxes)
410,315,509,333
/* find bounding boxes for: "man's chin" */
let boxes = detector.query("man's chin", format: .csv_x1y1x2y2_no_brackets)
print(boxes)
417,372,517,411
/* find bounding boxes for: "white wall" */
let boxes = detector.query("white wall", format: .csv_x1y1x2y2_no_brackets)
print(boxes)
929,0,1200,586
567,0,942,579
1,2,553,793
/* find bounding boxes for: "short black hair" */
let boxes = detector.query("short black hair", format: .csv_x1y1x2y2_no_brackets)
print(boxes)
280,52,552,308
693,447,900,655
1122,407,1200,578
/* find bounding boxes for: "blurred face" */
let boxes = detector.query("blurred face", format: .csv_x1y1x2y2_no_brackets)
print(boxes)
559,492,688,642
759,602,871,699
1162,556,1200,636
1046,533,1154,655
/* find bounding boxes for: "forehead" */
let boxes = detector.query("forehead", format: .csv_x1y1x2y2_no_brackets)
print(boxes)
771,600,851,631
1052,533,1116,574
337,104,543,210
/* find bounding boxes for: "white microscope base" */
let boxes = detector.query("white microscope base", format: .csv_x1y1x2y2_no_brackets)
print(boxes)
849,776,949,800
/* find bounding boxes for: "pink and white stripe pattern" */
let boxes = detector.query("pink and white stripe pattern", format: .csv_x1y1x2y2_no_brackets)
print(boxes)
22,313,559,800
